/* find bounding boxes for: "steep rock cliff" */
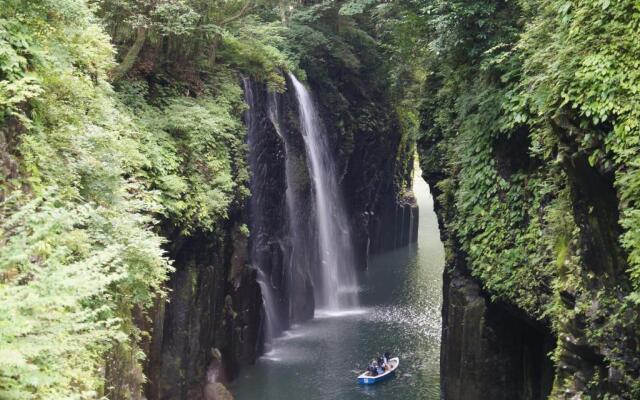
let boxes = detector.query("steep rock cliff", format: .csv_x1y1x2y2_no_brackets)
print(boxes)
142,68,417,399
421,120,637,400
304,56,418,270
410,0,640,397
144,202,262,400
441,268,555,400
244,76,317,336
420,137,556,400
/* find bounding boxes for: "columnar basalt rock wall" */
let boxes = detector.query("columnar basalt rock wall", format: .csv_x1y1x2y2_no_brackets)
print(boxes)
419,137,556,400
440,268,555,400
245,76,317,334
305,76,418,270
143,71,418,399
145,219,262,400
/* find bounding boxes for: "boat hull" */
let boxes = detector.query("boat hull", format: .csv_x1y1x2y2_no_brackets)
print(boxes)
357,357,399,385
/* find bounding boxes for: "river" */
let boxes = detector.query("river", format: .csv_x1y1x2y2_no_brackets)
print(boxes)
232,171,444,399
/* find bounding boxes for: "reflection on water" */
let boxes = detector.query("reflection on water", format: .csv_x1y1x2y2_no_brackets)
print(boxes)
232,173,444,400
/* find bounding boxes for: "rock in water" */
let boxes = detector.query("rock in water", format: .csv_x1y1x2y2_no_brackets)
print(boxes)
204,382,234,400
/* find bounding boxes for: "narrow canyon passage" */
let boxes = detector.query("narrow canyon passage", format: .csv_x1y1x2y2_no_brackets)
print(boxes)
232,170,444,399
6,2,640,399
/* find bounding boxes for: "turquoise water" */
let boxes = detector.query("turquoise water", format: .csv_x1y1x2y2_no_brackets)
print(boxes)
232,174,444,399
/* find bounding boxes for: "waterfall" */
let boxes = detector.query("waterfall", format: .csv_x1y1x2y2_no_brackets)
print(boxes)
243,73,359,346
242,77,283,343
399,206,406,246
266,91,311,322
288,73,358,311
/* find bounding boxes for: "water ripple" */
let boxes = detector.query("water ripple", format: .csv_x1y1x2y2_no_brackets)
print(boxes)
368,305,441,339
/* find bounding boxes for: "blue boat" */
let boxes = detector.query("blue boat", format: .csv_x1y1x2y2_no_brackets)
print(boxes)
357,357,399,385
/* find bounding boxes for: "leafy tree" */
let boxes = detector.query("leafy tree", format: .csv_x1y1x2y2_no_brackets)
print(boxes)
0,1,171,398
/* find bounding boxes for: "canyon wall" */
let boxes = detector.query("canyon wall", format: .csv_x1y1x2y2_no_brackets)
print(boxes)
304,66,418,269
143,72,416,399
420,140,555,400
145,222,262,400
419,94,638,400
409,0,640,397
440,268,555,400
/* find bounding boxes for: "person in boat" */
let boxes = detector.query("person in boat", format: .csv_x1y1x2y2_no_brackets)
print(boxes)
367,361,374,375
377,356,385,370
368,361,378,376
382,352,392,370
375,357,385,375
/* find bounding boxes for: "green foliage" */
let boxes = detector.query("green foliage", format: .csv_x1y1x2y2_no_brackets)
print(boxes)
0,1,173,397
118,75,249,233
97,0,200,34
384,0,640,396
0,0,304,395
339,0,376,16
218,18,293,89
0,190,168,399
98,0,295,88
513,0,640,297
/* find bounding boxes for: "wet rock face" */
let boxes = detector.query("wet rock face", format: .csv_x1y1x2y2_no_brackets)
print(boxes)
244,77,293,336
441,268,554,400
244,77,317,331
369,196,419,255
143,74,418,400
550,153,632,397
419,143,556,400
305,74,418,269
203,382,235,400
145,221,262,400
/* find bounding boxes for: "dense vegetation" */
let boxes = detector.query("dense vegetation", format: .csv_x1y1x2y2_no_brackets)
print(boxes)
380,0,640,398
2,0,639,398
0,0,411,398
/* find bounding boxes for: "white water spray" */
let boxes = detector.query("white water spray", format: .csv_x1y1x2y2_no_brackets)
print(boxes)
288,73,358,310
242,77,283,343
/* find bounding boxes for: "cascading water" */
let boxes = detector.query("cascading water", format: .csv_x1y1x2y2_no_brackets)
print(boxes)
242,77,283,343
243,72,359,349
288,73,358,311
266,92,310,321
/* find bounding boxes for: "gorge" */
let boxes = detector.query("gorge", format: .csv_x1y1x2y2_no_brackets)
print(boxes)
2,1,640,400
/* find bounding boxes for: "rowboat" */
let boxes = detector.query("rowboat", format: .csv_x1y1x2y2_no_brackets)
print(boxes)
357,357,399,385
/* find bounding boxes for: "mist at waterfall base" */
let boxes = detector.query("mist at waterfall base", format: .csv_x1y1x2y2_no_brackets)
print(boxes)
232,171,444,399
244,74,361,346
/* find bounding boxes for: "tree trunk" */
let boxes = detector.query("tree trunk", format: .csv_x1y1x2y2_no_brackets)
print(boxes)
208,36,220,67
110,26,147,81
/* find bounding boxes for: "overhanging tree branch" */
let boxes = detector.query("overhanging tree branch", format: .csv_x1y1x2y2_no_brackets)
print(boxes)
110,26,147,81
222,2,255,25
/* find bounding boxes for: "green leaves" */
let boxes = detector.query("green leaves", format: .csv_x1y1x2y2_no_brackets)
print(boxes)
122,76,247,234
339,0,376,16
0,188,171,398
0,2,173,397
404,0,640,395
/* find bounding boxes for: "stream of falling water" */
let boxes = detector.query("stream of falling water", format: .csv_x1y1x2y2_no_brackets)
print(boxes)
243,77,283,343
288,74,358,311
